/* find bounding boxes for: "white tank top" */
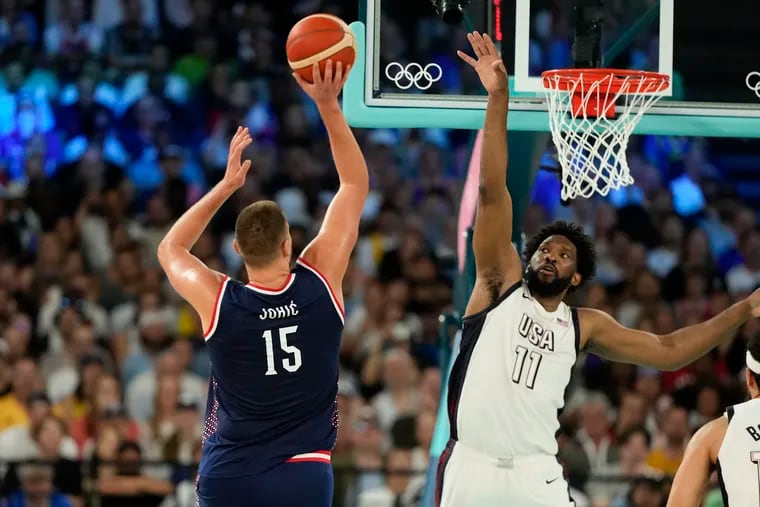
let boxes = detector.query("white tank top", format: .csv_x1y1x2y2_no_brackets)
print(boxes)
717,398,760,506
449,282,579,458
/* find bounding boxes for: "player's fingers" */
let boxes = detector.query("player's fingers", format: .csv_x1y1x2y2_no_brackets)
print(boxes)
324,59,334,84
472,32,486,56
312,62,322,85
241,160,252,172
456,50,476,67
339,64,351,87
334,61,343,85
483,33,496,53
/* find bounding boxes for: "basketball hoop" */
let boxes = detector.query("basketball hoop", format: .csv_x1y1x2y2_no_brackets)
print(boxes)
541,68,670,200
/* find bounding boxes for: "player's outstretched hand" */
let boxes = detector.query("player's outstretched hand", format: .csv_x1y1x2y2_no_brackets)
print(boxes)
222,126,253,191
292,60,350,106
457,31,508,96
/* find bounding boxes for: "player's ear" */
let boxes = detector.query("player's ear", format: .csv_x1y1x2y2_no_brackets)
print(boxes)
571,272,582,288
747,368,757,392
232,239,241,255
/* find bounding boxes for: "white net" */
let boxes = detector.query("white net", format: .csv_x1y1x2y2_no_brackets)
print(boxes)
541,70,669,201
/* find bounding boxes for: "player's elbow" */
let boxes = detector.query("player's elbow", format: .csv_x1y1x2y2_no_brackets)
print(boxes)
156,241,175,268
654,335,683,371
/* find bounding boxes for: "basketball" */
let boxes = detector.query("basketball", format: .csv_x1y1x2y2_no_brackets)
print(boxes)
286,14,357,83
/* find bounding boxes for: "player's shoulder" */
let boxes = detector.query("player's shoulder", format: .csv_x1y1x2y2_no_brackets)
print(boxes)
694,414,729,462
463,278,523,323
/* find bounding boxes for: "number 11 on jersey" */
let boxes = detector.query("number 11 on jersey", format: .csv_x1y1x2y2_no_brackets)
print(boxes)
512,345,542,389
263,326,302,375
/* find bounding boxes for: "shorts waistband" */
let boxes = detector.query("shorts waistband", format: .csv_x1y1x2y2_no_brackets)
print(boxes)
451,440,557,469
285,450,332,464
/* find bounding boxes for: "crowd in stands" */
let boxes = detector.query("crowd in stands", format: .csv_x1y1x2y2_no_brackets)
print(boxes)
0,1,757,507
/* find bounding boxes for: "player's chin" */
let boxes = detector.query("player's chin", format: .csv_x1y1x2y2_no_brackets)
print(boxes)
537,270,557,281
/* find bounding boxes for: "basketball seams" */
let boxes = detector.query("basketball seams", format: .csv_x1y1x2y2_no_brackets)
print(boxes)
287,32,356,70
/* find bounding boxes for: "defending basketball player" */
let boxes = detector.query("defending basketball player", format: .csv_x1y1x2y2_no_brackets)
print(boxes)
435,31,760,507
157,60,367,507
668,334,760,507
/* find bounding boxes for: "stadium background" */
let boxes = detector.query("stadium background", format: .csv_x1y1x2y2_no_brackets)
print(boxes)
0,0,758,506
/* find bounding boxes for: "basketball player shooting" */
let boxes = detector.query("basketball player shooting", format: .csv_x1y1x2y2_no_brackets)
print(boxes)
157,60,367,507
668,333,760,507
434,31,760,507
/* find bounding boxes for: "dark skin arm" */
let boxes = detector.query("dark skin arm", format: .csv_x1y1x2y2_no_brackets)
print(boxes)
580,292,760,370
457,32,522,317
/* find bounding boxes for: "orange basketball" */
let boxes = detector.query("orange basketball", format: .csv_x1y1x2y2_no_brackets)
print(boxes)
286,14,357,83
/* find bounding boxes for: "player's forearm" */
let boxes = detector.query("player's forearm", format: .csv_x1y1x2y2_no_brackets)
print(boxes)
479,91,509,199
158,182,236,252
317,100,369,190
662,299,751,370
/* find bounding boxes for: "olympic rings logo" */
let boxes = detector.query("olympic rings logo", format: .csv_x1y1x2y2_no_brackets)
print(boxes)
385,62,443,91
746,71,760,99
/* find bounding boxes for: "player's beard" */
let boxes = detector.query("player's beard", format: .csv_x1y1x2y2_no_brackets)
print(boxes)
525,265,573,298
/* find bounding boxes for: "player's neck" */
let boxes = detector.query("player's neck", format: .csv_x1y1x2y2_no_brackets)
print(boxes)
246,259,292,289
535,294,564,312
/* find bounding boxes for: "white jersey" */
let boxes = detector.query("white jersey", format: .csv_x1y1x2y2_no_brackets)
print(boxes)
448,281,579,458
717,398,760,506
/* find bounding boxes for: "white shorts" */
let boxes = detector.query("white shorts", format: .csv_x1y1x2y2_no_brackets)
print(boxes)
436,440,575,507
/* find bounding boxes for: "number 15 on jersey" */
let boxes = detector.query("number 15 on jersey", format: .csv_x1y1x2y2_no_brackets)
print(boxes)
263,326,302,375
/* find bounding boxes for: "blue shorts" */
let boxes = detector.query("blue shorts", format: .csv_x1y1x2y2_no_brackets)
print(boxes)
197,461,333,507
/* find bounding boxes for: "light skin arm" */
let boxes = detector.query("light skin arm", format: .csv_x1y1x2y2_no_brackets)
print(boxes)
666,416,726,507
457,32,522,317
293,61,369,304
157,128,253,333
580,290,760,370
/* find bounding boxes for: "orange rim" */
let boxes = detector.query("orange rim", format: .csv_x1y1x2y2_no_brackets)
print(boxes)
541,68,670,94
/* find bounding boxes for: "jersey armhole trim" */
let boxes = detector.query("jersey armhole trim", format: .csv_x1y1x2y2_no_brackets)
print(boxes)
203,276,230,341
726,405,735,422
462,280,521,322
295,257,345,324
571,308,581,356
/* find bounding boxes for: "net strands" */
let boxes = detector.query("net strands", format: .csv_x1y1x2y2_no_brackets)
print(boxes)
542,69,670,200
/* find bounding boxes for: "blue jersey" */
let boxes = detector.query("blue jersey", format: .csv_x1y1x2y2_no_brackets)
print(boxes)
198,258,344,478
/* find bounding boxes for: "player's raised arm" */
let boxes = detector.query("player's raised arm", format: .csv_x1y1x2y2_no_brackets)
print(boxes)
666,416,725,507
293,61,369,301
157,127,253,332
580,288,760,370
458,33,523,316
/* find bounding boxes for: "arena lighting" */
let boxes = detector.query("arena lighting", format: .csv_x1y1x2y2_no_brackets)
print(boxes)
492,0,502,41
430,0,471,25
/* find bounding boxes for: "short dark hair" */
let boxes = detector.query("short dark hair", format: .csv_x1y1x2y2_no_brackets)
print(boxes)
523,220,597,292
235,201,288,267
617,425,651,448
749,331,760,388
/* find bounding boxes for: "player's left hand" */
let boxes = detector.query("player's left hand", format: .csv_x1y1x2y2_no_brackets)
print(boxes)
292,60,350,106
222,126,253,191
748,288,760,318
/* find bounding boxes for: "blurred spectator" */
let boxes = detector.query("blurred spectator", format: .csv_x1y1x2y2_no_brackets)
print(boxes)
645,405,690,476
2,462,72,507
0,358,38,432
96,440,173,507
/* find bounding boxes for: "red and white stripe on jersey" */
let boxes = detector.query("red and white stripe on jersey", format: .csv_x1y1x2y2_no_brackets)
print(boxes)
245,273,296,295
295,257,345,324
286,450,332,464
203,276,231,341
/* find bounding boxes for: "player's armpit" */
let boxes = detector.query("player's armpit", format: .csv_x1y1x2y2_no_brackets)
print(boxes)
666,416,726,507
157,244,225,333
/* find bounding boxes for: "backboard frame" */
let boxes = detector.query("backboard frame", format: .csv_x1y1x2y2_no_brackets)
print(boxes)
344,19,760,137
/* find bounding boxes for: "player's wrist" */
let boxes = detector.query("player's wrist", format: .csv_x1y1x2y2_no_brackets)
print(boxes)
316,99,341,113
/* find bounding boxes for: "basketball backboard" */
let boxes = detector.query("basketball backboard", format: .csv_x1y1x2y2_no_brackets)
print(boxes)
345,0,760,136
